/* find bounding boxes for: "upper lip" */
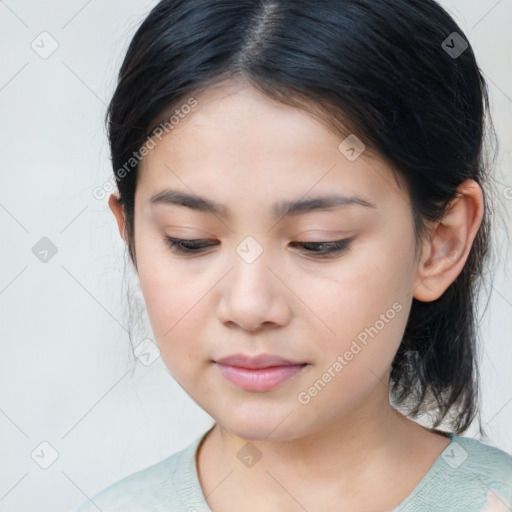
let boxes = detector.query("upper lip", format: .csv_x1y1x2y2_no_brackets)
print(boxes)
215,353,305,369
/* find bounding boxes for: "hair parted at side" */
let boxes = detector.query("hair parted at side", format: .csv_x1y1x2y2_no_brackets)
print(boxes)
105,0,498,435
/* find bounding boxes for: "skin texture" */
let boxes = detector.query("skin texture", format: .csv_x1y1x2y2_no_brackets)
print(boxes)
109,80,484,511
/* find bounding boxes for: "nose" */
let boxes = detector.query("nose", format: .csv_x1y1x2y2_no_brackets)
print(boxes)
216,250,292,332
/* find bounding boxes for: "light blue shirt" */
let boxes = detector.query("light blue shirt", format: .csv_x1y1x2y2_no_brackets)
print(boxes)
75,428,512,511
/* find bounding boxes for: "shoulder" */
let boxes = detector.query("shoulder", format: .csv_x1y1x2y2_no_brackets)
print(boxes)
74,433,207,512
397,433,512,512
426,434,512,511
450,434,512,483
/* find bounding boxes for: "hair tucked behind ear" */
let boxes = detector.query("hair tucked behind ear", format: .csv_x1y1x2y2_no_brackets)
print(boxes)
106,0,501,434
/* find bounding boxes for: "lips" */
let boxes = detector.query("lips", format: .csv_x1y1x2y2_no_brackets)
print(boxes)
216,353,304,369
214,353,308,392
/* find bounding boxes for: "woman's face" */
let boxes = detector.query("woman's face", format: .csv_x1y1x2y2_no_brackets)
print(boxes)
129,81,422,441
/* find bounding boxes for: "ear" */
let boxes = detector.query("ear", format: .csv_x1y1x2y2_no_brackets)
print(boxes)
108,193,127,243
413,179,484,302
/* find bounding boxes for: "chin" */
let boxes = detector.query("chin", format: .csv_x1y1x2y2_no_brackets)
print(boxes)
212,403,307,443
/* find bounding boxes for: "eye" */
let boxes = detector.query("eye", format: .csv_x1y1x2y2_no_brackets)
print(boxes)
289,239,352,258
164,236,352,258
164,237,218,253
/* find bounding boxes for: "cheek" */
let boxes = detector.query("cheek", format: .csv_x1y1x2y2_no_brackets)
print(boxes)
313,247,412,374
316,261,397,332
297,273,408,420
135,245,206,367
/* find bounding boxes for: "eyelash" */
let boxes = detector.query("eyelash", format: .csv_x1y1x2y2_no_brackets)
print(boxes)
163,236,352,258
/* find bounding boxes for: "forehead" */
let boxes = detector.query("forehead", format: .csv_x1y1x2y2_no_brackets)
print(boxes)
164,82,340,153
135,82,407,215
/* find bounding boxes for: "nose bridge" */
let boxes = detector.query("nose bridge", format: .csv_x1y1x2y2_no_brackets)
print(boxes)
218,235,290,330
231,235,276,303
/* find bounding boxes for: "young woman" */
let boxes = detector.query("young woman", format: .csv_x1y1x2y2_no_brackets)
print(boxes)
77,0,512,510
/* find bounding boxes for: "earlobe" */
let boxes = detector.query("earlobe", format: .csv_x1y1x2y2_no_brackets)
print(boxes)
412,179,484,302
108,193,127,242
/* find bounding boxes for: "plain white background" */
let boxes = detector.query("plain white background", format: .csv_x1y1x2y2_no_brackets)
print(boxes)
0,1,511,511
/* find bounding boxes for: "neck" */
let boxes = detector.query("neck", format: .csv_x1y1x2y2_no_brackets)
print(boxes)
217,384,401,478
196,382,444,511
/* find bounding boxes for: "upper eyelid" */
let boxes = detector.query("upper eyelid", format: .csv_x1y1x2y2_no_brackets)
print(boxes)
164,236,349,243
164,236,353,251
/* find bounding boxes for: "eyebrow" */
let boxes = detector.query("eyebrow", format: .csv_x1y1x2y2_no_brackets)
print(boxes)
148,189,377,219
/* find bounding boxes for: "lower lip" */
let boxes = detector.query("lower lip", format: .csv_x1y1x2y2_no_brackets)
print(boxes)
216,363,306,392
